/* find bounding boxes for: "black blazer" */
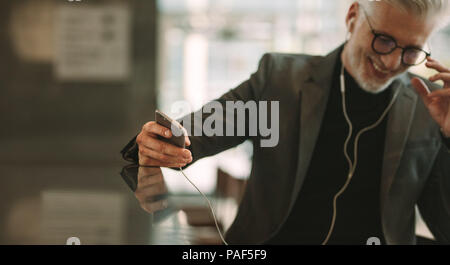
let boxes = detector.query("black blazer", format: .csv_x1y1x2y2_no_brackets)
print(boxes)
122,45,450,244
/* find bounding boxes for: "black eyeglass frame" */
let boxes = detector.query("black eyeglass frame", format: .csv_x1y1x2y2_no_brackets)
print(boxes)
360,7,431,66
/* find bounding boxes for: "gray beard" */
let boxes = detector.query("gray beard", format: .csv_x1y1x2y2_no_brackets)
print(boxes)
349,56,399,94
357,77,394,94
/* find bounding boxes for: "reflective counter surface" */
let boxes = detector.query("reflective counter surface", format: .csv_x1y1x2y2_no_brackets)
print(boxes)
0,163,230,245
0,162,434,245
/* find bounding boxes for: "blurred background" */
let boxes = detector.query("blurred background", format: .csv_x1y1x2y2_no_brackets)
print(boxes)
0,0,449,244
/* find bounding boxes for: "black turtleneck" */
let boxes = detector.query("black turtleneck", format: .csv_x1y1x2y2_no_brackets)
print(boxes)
266,54,392,245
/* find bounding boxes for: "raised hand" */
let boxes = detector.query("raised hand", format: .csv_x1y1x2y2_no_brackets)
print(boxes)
411,57,450,137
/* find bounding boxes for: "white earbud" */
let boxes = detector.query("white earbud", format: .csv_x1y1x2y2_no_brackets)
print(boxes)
345,30,352,41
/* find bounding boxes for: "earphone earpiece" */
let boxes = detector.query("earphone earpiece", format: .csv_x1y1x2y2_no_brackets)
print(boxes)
346,16,356,38
340,66,346,93
345,30,352,41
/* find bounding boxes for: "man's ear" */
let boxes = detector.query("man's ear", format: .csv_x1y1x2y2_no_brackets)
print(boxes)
346,2,360,34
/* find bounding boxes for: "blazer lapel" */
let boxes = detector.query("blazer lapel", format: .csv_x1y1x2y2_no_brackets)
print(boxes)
288,47,342,207
380,76,418,212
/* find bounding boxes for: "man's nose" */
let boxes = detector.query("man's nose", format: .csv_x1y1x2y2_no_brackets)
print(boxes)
380,48,402,71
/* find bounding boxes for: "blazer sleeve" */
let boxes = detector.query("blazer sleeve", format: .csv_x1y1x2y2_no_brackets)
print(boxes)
120,135,139,163
417,140,450,243
120,53,274,165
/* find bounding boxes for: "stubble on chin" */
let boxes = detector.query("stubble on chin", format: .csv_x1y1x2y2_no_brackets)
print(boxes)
344,46,398,94
351,56,397,94
358,74,394,94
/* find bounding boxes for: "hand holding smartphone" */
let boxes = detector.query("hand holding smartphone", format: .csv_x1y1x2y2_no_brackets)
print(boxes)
135,110,191,168
155,110,187,148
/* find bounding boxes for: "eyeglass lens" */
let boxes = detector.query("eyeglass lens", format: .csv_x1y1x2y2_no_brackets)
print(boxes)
373,35,427,65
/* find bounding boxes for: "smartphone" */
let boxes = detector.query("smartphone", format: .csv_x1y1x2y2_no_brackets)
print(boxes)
155,110,186,148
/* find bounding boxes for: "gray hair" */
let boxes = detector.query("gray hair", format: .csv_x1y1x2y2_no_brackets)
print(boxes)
358,0,448,18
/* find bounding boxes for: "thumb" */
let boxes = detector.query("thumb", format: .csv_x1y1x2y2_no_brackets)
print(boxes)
411,77,432,107
185,136,191,147
181,127,191,146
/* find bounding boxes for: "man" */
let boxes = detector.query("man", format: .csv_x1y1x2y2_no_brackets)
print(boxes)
121,0,450,244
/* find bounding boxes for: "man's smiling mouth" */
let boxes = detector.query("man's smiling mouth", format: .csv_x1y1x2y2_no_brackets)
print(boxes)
368,57,391,79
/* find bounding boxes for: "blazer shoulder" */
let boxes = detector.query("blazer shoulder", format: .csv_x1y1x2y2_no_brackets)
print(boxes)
260,52,316,72
251,52,320,100
258,53,319,87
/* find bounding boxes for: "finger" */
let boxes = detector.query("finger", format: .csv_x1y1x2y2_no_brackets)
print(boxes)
180,127,191,147
139,158,188,168
185,136,191,146
426,59,450,73
429,88,450,98
160,162,189,168
411,77,433,106
140,136,192,159
142,121,172,138
139,147,192,164
427,57,440,64
429,73,450,83
139,155,188,168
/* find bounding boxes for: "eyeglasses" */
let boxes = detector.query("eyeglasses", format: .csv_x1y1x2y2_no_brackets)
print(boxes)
361,8,431,66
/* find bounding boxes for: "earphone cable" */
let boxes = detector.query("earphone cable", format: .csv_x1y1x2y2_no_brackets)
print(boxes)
321,65,400,245
179,167,229,245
